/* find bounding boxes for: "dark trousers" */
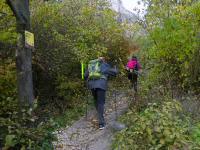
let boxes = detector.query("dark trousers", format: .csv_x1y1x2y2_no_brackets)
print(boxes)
128,72,138,92
91,88,106,126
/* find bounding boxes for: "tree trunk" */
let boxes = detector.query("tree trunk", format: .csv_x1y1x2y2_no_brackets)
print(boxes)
6,0,34,106
16,26,34,106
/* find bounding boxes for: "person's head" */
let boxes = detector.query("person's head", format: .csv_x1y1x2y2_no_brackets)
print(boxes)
132,55,137,60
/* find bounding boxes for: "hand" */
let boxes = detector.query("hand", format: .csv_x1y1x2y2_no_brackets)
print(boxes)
125,66,129,71
139,69,142,74
137,69,142,76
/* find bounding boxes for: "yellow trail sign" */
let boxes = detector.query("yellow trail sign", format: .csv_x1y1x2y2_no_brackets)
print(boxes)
25,30,34,48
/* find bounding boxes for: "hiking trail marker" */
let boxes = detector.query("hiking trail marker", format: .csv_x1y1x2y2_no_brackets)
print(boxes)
25,30,34,49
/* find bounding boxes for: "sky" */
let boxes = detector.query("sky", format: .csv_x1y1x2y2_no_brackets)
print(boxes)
121,0,146,13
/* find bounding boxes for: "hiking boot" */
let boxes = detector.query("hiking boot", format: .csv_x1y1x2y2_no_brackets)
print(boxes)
99,124,105,130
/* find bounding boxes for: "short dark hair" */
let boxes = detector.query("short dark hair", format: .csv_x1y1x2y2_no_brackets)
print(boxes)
132,55,137,59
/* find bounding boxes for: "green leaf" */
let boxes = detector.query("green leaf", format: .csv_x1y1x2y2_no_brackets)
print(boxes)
5,134,16,147
21,145,26,150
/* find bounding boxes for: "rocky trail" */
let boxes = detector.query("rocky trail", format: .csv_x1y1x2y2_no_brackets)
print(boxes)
53,89,133,150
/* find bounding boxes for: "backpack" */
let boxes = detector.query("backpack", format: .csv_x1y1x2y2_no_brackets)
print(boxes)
127,60,137,69
127,60,138,73
88,59,103,79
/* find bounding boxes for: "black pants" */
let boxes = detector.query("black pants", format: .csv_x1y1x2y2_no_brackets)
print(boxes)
128,72,138,92
91,88,106,126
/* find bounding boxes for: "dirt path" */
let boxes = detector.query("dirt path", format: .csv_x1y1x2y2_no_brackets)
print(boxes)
53,90,131,150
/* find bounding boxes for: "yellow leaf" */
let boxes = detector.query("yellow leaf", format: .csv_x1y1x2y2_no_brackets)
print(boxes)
160,138,165,145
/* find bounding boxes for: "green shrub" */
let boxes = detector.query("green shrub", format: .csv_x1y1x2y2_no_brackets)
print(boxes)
0,61,17,101
192,123,200,145
0,61,17,147
113,101,199,149
1,105,56,150
138,1,200,92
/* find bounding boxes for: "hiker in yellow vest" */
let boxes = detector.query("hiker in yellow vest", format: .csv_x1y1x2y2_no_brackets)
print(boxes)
84,57,118,129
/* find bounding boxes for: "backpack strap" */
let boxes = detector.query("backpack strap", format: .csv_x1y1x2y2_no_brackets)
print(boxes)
135,61,138,71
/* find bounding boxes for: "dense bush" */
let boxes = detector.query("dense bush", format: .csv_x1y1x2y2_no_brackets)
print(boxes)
0,62,56,149
112,1,200,149
113,101,200,149
138,1,200,93
1,105,56,150
30,0,131,105
192,123,200,145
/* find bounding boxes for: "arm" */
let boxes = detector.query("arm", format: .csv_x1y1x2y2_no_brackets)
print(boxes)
137,61,142,74
137,63,142,70
107,68,118,77
84,70,89,80
125,61,129,70
101,63,118,77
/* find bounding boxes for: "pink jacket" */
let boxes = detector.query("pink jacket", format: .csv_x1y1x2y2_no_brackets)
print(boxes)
126,59,141,70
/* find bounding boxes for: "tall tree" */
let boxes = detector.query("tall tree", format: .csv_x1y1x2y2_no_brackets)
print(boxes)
6,0,34,106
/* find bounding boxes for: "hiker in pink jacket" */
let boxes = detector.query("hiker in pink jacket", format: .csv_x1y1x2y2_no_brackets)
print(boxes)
126,55,142,92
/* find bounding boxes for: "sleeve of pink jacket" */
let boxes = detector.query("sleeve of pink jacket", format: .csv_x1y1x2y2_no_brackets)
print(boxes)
137,61,142,70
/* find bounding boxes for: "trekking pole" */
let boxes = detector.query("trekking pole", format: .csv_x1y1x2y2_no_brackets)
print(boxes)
81,61,89,121
114,89,118,119
85,81,89,121
85,91,88,121
114,64,118,119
